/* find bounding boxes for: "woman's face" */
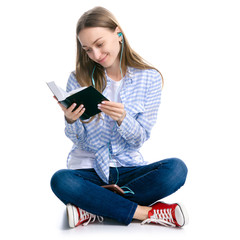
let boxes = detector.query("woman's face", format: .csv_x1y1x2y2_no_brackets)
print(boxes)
78,27,121,69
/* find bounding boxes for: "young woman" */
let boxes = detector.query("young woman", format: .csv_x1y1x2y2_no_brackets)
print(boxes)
50,6,188,228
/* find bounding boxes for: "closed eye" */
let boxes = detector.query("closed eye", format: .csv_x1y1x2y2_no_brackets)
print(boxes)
97,43,103,48
82,42,103,53
84,48,92,53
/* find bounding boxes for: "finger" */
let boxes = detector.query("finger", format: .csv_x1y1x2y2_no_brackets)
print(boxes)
75,107,85,118
101,101,123,108
69,106,85,121
53,96,58,101
66,103,78,113
61,103,78,117
100,108,123,119
98,104,123,113
65,107,85,123
69,104,84,116
73,104,84,113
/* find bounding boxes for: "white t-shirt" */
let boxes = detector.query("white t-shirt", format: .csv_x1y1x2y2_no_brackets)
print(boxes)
67,78,123,169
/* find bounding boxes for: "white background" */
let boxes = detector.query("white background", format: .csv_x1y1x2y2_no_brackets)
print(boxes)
1,0,239,239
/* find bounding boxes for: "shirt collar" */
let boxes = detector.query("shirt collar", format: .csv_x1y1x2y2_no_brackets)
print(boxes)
105,67,133,84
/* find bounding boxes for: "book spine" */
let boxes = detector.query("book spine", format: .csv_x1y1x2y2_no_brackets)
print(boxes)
60,99,72,109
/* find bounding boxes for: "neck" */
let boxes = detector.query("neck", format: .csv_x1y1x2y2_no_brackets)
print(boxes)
105,59,124,81
106,69,122,81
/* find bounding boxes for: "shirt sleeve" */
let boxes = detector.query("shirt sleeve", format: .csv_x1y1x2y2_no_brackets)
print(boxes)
117,70,162,148
64,72,86,145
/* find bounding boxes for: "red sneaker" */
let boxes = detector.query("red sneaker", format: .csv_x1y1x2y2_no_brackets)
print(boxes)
66,203,103,228
141,201,189,227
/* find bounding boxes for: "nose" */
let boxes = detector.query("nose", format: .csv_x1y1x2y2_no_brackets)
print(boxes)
92,48,101,61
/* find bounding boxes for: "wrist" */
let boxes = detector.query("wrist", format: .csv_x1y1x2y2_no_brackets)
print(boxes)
65,116,76,124
117,110,126,126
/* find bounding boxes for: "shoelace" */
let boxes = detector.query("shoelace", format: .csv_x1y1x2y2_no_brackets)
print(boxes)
141,208,176,227
77,209,104,226
83,214,104,226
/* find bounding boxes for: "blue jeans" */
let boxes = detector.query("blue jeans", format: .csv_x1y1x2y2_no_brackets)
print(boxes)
50,158,187,225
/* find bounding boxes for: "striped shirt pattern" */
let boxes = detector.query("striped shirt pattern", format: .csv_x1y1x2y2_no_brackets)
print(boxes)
65,67,162,183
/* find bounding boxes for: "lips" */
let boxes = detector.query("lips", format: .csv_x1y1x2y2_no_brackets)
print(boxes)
98,54,108,64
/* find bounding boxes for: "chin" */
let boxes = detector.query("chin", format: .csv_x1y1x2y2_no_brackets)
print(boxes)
100,55,117,68
100,61,112,69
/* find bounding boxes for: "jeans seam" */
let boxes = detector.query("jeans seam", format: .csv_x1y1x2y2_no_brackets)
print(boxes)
125,202,137,225
122,167,160,189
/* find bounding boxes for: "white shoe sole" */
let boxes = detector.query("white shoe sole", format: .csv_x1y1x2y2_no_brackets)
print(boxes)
175,203,189,227
66,203,75,228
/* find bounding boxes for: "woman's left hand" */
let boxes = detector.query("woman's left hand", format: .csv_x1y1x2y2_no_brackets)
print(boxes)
98,101,126,126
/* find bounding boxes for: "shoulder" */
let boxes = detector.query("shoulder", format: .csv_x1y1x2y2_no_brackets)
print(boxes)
129,67,162,88
130,67,159,75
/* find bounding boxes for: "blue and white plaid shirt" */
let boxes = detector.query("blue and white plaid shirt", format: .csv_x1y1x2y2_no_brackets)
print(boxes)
65,67,162,183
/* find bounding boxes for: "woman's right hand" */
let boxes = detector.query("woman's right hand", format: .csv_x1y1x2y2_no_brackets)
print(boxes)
54,96,85,124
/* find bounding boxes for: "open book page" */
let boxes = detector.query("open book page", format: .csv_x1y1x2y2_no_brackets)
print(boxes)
68,86,87,96
46,81,86,101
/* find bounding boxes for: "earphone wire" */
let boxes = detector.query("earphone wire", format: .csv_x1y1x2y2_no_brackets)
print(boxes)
91,33,124,88
91,65,96,88
91,33,134,195
119,35,124,79
109,147,135,195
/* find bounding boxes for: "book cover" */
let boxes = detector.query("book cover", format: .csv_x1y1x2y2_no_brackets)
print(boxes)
47,82,108,120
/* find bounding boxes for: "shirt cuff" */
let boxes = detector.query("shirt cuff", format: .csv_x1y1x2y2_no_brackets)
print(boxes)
65,118,84,135
117,112,137,139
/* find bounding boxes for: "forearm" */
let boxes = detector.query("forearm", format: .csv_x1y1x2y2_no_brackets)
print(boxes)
117,112,149,148
64,118,86,145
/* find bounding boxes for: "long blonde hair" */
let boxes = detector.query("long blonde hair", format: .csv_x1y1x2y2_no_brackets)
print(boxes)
75,6,163,93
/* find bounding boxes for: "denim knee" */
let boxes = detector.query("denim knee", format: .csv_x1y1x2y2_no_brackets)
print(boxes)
170,158,188,186
50,169,92,205
50,169,71,197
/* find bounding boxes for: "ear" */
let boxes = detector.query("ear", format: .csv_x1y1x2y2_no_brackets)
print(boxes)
115,26,122,36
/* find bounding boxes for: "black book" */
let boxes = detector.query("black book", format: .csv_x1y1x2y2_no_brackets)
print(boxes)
47,81,108,120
